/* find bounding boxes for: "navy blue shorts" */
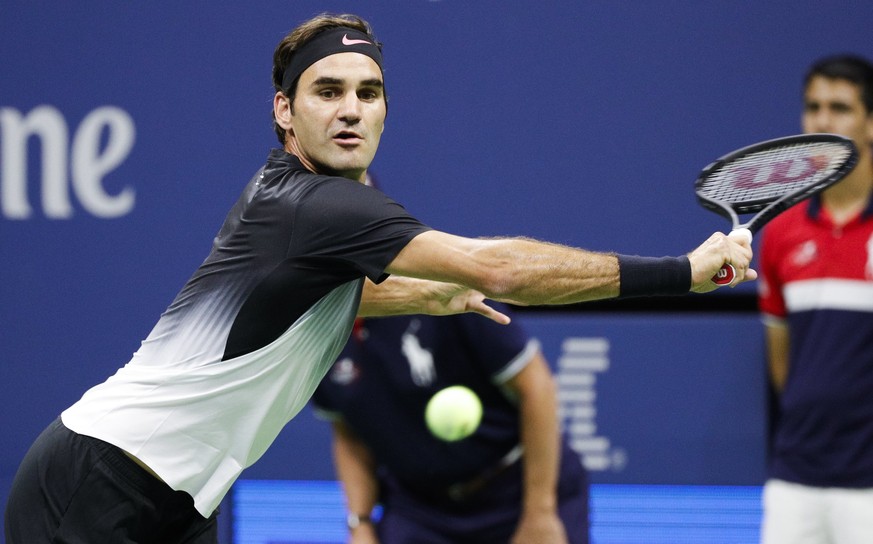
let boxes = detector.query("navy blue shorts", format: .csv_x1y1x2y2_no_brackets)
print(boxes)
377,455,589,544
4,418,217,544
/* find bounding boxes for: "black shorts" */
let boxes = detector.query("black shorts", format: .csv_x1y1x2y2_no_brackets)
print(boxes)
4,417,217,544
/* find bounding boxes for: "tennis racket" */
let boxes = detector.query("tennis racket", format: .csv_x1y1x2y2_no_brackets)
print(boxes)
695,133,858,285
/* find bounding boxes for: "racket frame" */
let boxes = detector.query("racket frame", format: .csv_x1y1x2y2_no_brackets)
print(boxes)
694,133,858,235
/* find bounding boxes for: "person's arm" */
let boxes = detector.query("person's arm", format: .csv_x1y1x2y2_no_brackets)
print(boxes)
504,351,569,544
359,276,511,324
332,420,380,544
764,322,790,393
385,230,754,306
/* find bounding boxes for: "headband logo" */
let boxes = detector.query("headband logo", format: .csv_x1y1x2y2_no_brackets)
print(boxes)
281,29,383,90
342,34,371,46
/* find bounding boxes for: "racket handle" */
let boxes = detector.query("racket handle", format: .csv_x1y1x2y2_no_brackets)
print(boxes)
711,228,753,286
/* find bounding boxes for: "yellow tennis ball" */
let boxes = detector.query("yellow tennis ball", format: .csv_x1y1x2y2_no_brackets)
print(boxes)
425,386,483,442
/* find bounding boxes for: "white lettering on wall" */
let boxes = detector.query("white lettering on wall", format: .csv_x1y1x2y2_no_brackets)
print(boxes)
0,105,136,219
556,337,627,472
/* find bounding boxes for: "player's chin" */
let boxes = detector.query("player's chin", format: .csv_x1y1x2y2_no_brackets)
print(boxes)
331,147,374,168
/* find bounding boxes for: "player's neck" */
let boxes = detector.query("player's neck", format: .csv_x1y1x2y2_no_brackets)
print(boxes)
821,161,873,225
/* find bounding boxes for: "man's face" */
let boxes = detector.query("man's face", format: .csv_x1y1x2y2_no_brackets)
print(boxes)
802,75,873,153
277,52,386,182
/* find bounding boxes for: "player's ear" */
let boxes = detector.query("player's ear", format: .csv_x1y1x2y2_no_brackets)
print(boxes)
274,92,293,132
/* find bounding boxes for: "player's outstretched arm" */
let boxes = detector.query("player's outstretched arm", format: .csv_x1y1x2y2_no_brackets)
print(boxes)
386,230,754,304
386,231,621,305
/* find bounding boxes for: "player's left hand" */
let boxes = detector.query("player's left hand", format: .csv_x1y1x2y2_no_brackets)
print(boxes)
359,277,510,323
424,283,511,324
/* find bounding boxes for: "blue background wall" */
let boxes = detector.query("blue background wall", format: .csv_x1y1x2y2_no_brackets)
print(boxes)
2,1,870,541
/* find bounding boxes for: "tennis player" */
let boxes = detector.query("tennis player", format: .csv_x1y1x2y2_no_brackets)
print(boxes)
5,12,754,543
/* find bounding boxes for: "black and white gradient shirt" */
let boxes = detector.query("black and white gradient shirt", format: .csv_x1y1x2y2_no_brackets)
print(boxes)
63,150,430,516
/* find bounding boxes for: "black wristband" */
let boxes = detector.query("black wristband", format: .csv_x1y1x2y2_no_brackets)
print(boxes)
617,255,692,298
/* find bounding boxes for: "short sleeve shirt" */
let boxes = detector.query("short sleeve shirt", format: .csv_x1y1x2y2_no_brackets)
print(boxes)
63,150,431,516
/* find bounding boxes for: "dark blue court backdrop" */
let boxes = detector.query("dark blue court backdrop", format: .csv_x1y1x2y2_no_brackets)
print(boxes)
2,1,870,541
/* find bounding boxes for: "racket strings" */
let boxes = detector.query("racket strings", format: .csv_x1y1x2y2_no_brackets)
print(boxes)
697,142,853,204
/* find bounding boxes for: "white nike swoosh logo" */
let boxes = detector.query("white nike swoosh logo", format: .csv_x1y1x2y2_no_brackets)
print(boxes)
342,34,371,46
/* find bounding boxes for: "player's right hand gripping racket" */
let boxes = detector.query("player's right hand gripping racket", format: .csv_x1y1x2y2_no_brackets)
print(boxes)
695,133,858,285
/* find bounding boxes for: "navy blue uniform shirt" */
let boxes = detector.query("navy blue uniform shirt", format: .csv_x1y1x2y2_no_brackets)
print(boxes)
313,307,541,492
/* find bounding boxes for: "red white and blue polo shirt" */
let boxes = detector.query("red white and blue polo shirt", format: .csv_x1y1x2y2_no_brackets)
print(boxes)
758,193,873,487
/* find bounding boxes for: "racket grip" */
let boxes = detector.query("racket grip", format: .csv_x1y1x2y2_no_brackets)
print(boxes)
712,264,738,285
711,228,753,286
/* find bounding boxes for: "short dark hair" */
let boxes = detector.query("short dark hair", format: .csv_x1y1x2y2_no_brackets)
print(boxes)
271,13,381,145
804,54,873,114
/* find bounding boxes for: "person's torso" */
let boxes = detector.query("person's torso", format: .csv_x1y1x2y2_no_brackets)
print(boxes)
315,312,535,489
63,151,429,515
761,198,873,486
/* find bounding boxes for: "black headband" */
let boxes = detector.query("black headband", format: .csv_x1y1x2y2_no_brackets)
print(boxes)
281,27,383,91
